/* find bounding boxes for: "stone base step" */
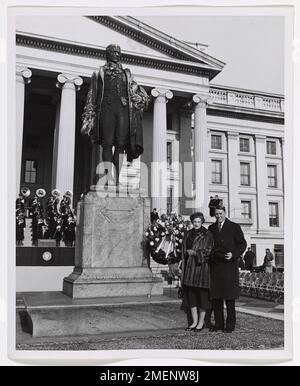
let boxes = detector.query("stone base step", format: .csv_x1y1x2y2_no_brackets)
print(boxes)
22,291,185,338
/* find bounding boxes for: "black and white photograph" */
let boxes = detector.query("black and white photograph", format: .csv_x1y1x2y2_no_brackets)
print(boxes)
3,1,296,364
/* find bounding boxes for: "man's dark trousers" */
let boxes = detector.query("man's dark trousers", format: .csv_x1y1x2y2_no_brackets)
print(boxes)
212,299,236,331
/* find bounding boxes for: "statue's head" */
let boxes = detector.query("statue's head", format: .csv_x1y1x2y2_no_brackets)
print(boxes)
106,44,121,63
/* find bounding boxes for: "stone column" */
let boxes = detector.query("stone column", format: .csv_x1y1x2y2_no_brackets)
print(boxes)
172,133,180,213
227,131,241,219
192,94,209,213
151,88,173,214
51,98,61,190
16,66,32,195
55,73,83,200
179,110,193,216
255,134,269,231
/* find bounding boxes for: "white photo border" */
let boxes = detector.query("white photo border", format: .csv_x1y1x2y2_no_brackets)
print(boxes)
1,0,296,365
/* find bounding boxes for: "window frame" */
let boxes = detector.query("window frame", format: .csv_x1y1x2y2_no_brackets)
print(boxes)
269,202,279,227
24,159,37,184
266,140,277,155
211,159,222,184
240,162,251,186
241,200,252,219
166,141,172,167
239,137,250,153
267,164,278,188
211,134,222,150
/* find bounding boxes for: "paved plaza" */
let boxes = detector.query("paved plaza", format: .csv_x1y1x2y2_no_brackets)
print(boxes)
16,290,284,351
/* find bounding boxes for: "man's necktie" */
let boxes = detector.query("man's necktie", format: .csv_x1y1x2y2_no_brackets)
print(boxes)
218,222,222,232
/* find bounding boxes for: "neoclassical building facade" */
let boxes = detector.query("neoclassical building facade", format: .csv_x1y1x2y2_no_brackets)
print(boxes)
16,15,284,288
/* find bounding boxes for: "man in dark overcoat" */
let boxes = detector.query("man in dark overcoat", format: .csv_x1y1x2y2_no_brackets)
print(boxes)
81,44,148,186
208,205,247,332
244,247,256,272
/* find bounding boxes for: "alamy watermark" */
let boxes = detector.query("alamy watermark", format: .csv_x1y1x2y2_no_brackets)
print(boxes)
93,159,206,210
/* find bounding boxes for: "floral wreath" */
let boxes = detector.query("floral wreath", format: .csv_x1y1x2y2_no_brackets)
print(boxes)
144,214,189,265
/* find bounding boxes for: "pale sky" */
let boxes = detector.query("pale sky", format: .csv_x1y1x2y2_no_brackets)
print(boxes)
138,16,284,95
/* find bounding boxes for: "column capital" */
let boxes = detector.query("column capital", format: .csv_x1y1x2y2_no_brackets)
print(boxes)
227,131,239,139
16,66,32,84
151,88,173,102
255,134,267,141
56,73,83,91
192,93,210,107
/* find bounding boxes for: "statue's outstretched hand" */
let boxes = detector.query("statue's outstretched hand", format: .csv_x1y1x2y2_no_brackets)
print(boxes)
81,121,89,134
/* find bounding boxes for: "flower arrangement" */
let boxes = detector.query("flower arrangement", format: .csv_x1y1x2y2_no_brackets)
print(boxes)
144,213,190,265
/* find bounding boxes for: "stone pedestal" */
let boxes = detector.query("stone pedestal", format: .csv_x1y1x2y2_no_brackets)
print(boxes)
63,190,163,298
22,292,183,337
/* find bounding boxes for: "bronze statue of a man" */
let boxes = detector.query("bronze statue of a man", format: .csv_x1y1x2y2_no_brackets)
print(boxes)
81,44,148,187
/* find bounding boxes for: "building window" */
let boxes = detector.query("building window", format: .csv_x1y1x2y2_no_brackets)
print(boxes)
240,137,250,152
24,160,37,184
269,202,279,227
274,244,284,268
240,162,250,186
267,165,278,188
211,160,222,184
166,141,172,166
211,134,222,150
167,114,173,131
167,187,173,214
241,201,251,219
267,140,276,155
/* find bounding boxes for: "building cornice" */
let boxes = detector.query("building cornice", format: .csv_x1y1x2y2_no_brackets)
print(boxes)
207,106,284,124
16,34,215,79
